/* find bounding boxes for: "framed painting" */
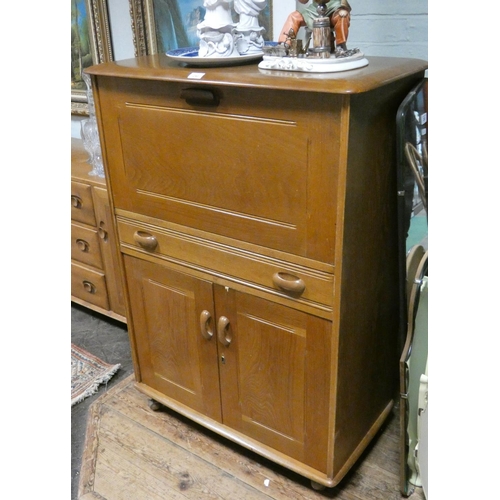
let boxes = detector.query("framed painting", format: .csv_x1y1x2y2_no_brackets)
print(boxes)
71,0,113,115
129,0,273,56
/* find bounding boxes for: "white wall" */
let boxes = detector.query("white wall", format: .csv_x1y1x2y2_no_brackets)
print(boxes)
71,0,428,138
349,0,428,60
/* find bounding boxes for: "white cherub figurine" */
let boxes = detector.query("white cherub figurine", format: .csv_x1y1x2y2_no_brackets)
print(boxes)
234,0,267,54
197,0,239,57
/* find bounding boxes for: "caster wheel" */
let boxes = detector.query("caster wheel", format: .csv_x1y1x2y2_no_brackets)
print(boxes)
311,480,325,491
148,399,162,411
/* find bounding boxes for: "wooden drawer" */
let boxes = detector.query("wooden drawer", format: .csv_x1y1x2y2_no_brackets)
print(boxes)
71,223,103,269
71,181,96,226
71,261,109,310
97,78,341,264
117,217,334,309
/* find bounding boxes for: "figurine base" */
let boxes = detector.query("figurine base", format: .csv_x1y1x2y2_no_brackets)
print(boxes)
258,51,369,73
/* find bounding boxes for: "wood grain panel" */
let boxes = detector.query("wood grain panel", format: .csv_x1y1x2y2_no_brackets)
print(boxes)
71,181,96,226
92,186,127,317
216,288,331,471
123,255,222,422
116,101,307,255
71,261,109,310
236,312,306,443
332,80,414,479
117,216,334,309
71,223,103,269
96,78,341,262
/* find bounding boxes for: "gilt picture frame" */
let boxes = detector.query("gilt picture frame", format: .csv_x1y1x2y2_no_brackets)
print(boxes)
129,0,273,56
71,0,114,115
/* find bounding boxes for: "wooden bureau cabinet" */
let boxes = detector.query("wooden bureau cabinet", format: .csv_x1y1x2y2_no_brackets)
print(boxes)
71,138,126,322
88,55,427,487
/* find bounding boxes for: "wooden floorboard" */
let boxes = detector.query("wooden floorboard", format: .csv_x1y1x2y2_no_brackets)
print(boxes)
79,375,425,500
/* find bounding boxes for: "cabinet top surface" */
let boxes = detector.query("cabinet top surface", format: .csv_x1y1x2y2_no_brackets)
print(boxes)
86,55,427,94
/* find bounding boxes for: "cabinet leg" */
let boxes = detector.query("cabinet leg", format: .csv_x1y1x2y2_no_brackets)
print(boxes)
148,398,162,411
310,480,326,491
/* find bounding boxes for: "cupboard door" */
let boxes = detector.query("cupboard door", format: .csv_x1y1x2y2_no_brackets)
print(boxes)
123,256,222,422
215,286,333,472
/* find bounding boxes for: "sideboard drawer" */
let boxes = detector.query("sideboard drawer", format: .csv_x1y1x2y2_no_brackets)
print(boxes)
117,217,334,309
71,262,109,310
71,181,96,226
71,223,103,269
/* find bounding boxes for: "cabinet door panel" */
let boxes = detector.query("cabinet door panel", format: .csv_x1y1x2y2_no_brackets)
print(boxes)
216,287,332,472
124,256,222,421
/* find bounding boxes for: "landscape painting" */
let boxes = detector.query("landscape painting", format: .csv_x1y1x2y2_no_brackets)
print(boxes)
71,0,113,114
71,0,92,94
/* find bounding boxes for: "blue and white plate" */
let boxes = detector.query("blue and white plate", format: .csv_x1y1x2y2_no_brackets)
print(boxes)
166,43,277,67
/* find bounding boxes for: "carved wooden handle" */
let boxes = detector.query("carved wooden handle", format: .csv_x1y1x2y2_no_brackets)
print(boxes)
217,316,231,347
82,280,96,294
133,231,158,252
200,310,213,340
272,272,306,295
76,239,89,252
98,224,108,241
71,195,82,209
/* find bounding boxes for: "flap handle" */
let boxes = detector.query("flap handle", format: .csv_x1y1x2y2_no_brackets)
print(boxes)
181,88,220,107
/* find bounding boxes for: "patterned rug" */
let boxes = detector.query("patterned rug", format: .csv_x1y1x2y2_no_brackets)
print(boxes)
71,343,121,406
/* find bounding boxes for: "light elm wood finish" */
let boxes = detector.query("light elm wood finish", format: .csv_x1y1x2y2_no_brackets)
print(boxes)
87,55,427,488
79,375,425,499
71,138,127,322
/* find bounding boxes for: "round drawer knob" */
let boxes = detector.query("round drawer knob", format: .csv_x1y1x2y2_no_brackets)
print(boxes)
272,272,306,295
133,231,158,252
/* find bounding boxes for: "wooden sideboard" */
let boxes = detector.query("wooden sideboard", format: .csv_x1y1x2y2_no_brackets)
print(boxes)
71,138,126,322
87,55,427,488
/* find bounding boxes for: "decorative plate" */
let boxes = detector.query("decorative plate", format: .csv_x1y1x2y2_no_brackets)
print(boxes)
166,46,264,67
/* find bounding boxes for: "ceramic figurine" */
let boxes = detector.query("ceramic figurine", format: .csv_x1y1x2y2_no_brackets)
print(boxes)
279,0,355,57
234,0,267,55
259,0,368,73
197,0,239,57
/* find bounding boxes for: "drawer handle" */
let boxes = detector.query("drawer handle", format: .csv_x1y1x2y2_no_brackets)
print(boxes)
181,87,220,107
217,316,231,347
272,272,306,295
82,280,96,294
133,231,158,252
71,195,82,209
76,239,89,253
200,310,213,340
98,223,108,241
